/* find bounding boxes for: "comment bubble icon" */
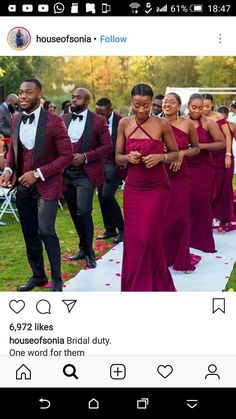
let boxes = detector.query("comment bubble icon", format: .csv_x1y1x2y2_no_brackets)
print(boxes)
36,299,51,314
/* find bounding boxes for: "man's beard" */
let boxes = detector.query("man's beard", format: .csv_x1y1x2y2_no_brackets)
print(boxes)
70,105,84,113
20,99,39,113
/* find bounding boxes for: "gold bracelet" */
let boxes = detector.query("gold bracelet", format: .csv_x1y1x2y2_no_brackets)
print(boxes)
226,152,232,156
163,154,168,161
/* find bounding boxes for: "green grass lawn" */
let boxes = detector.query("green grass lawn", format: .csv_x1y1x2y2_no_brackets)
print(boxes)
233,175,236,189
0,187,235,291
0,192,123,291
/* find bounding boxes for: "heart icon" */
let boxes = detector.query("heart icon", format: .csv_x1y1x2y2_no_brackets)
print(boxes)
157,365,173,378
9,300,25,314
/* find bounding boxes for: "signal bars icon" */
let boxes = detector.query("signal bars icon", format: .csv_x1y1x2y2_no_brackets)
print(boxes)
156,4,168,12
129,2,141,14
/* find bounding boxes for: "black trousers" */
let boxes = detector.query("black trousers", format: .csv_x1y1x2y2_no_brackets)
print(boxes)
97,163,124,233
16,184,61,281
64,170,95,257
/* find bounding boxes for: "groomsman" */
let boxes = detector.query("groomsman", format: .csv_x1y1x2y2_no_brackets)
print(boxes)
95,98,126,244
0,78,73,291
63,88,112,268
0,93,19,138
152,94,164,116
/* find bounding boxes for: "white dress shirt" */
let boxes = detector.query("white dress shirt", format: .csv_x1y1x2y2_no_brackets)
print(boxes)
107,112,114,136
68,109,88,143
19,106,41,150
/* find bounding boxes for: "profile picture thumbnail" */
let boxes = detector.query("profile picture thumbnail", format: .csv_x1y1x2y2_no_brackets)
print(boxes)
7,27,31,51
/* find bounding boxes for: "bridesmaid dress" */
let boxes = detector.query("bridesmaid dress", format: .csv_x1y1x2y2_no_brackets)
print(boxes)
164,125,201,271
212,118,235,225
121,120,176,292
186,118,216,253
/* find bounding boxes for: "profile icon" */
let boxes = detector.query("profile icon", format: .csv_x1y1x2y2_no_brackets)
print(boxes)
7,27,31,51
205,364,220,380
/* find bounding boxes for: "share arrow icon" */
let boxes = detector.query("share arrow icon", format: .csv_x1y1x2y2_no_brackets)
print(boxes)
62,300,77,313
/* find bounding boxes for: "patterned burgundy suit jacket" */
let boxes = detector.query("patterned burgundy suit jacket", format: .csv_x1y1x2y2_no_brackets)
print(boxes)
63,110,113,188
6,109,74,200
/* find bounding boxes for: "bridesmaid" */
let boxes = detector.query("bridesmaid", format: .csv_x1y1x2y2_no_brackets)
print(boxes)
185,93,225,253
115,83,179,291
162,93,200,272
202,93,232,233
217,105,236,231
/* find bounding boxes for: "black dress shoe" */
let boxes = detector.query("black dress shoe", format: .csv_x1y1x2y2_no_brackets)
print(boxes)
112,231,124,244
51,279,63,292
17,277,48,291
70,250,86,261
97,230,117,240
85,255,97,269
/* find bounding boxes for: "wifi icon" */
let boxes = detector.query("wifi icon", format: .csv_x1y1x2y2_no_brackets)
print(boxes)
129,2,141,14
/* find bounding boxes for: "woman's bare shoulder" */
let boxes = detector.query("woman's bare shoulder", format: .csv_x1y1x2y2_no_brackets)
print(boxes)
152,115,168,127
119,116,133,127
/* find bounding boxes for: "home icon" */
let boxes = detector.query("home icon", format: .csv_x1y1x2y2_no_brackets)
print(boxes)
88,398,99,409
16,364,31,380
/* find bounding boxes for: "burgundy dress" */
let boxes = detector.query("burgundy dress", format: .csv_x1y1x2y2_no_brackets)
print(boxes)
212,118,235,224
121,122,176,292
164,125,200,271
186,118,216,252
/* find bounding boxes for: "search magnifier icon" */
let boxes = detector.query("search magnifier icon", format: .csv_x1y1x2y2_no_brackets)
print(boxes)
63,364,78,379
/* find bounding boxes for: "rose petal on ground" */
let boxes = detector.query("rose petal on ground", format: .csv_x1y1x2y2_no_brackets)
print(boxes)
61,272,70,279
42,282,52,288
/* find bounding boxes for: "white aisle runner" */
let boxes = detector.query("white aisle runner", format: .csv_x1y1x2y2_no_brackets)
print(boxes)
64,230,236,292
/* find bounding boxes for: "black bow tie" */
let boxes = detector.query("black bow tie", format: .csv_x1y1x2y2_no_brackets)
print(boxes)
22,114,35,124
71,113,83,121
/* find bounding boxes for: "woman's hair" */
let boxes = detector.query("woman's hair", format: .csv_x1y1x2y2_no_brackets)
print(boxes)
131,83,154,98
165,92,182,105
217,105,229,116
230,101,236,110
202,93,214,102
43,100,51,110
188,93,203,103
61,100,70,110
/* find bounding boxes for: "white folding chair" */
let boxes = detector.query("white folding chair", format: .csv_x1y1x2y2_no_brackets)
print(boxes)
0,186,19,222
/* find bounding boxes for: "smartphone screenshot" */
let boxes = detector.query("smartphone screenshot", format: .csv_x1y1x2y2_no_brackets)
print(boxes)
0,0,235,414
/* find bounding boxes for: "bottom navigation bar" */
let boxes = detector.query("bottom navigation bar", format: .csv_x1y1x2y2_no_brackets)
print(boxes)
1,388,235,414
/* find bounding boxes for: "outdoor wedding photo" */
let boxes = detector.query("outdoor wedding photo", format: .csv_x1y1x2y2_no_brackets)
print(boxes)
0,55,236,293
